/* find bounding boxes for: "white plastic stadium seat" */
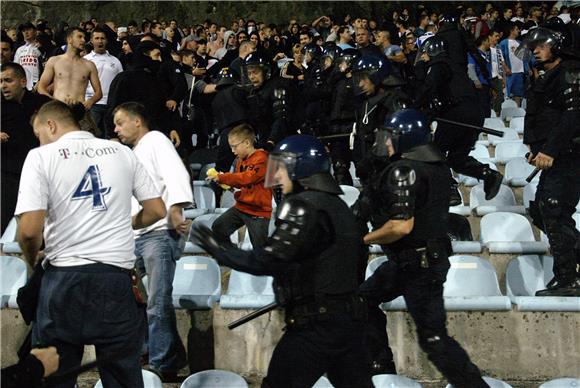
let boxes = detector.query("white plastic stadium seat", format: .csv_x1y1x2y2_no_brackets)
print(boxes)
173,256,221,309
220,270,275,309
539,378,580,388
480,212,548,254
501,99,518,110
193,181,217,211
506,255,580,312
339,185,360,207
365,256,406,311
447,376,514,388
523,182,538,209
469,184,525,215
349,162,361,188
509,116,525,134
494,142,529,165
180,369,248,388
372,374,422,387
504,158,538,187
312,376,335,388
501,107,526,122
1,256,27,308
468,143,492,163
487,128,520,145
215,189,236,213
95,370,162,388
0,218,17,243
449,184,470,216
483,117,506,130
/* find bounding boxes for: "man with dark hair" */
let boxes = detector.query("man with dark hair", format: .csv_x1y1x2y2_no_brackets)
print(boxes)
1,33,14,64
299,31,312,46
13,22,41,90
113,101,192,381
337,26,354,50
16,100,166,387
37,27,103,134
1,62,50,233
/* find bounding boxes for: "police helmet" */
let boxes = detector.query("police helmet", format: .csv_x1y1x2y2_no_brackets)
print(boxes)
265,135,342,194
351,55,391,94
215,67,236,90
335,48,360,73
439,13,459,28
241,53,272,86
379,109,431,155
420,36,448,58
515,26,569,62
301,43,322,63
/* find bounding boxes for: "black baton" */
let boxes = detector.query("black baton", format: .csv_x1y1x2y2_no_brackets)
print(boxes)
435,117,505,137
228,301,279,330
525,152,540,183
317,133,352,140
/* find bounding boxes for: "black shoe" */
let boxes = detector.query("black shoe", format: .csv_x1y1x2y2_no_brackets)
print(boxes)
449,183,462,207
535,278,580,296
370,359,397,375
482,168,503,200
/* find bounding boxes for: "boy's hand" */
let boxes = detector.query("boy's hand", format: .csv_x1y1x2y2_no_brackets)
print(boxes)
205,174,219,182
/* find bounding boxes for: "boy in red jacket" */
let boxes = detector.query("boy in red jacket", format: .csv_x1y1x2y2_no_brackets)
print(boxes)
207,124,273,248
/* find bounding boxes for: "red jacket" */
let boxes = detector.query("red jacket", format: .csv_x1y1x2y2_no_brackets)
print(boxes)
217,149,273,218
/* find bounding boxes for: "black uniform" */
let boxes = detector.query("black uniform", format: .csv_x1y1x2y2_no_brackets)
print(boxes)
524,59,580,285
359,144,488,388
200,188,372,388
415,55,493,184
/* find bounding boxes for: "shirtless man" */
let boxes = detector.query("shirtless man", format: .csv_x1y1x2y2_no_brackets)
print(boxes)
37,27,102,117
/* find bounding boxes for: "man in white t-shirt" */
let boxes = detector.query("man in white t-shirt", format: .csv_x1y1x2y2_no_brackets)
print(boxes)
113,102,193,381
84,28,123,138
15,100,166,387
13,22,42,90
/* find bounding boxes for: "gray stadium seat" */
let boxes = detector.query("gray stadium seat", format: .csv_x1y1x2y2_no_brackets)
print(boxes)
0,217,17,243
173,256,221,309
506,255,580,312
483,117,506,130
488,128,520,145
480,213,548,254
183,242,206,255
522,182,538,210
312,376,335,387
180,369,248,388
1,242,22,254
509,116,525,134
1,256,27,308
220,270,275,309
504,158,538,187
372,374,422,387
184,208,209,220
447,376,514,388
95,369,163,388
469,184,525,215
365,256,407,311
469,143,492,161
193,181,217,211
448,214,482,254
449,187,471,217
215,189,236,214
339,185,360,207
501,107,526,122
442,255,511,311
494,142,529,165
501,99,518,110
539,378,580,388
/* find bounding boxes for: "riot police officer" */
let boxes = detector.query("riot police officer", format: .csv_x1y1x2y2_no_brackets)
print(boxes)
516,23,580,296
300,42,329,136
351,55,409,186
192,135,373,388
415,36,503,204
359,109,489,388
241,52,295,150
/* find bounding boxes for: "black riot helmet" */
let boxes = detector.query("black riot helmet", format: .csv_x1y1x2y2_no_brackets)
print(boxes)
335,48,359,73
439,12,459,29
516,22,576,63
241,52,271,88
301,43,322,65
374,109,431,156
351,55,391,95
420,35,448,58
320,42,342,70
215,67,236,90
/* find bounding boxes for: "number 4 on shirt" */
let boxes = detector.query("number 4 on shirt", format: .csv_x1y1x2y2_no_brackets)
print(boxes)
71,165,111,211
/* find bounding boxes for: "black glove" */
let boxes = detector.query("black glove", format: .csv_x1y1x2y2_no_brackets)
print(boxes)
190,224,232,257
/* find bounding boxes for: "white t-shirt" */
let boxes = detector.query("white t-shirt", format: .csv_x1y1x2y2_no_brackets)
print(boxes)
15,131,160,269
13,42,42,90
131,131,193,236
508,39,524,74
84,51,123,105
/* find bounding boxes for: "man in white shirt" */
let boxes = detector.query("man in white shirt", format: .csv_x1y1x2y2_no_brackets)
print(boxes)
13,22,42,90
113,102,193,381
16,100,166,387
84,28,123,138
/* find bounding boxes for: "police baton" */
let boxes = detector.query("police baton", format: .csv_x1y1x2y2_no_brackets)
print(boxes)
434,117,505,137
317,133,352,140
525,152,541,183
228,301,279,330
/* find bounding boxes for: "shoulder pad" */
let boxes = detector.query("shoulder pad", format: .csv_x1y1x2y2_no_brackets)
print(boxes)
388,164,417,188
273,88,287,99
564,67,580,85
276,196,310,226
265,196,313,260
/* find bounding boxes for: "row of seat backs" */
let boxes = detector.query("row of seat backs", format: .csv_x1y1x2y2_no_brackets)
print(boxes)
95,368,249,388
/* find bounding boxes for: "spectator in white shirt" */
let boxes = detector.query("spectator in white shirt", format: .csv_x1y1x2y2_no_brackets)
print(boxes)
13,22,42,90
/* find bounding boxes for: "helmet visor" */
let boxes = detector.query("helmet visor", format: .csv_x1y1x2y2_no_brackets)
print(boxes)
515,27,559,61
264,153,297,188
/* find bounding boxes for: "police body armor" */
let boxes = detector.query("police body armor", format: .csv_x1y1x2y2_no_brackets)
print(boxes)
270,190,364,326
246,78,292,145
330,75,357,135
524,59,580,155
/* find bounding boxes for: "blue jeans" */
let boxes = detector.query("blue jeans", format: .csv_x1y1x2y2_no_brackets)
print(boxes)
135,229,186,372
33,263,146,388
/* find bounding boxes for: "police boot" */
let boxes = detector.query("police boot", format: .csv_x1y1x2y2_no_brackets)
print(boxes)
449,180,462,207
482,167,503,200
535,277,580,297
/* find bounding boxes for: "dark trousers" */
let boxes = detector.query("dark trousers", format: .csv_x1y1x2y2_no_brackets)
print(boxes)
530,153,580,280
328,138,353,186
475,85,491,119
359,257,487,388
90,104,109,139
1,171,19,235
262,313,373,388
33,263,146,388
212,207,270,249
216,127,236,173
434,101,489,180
